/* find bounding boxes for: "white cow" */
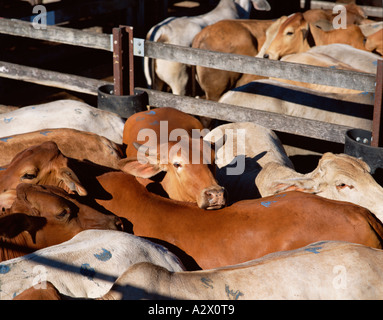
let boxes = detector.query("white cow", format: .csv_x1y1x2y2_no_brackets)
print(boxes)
218,79,374,131
256,152,383,223
204,122,293,201
0,100,125,144
0,229,185,300
101,241,383,300
144,0,271,96
307,44,382,75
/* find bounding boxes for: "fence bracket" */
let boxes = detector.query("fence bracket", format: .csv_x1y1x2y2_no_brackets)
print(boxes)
133,38,145,57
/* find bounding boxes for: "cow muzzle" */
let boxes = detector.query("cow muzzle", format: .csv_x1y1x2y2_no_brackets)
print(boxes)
199,186,226,210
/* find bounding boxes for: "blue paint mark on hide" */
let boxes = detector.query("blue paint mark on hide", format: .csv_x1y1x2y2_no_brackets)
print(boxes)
80,263,95,280
135,116,145,121
274,194,286,198
149,120,159,126
373,60,378,66
3,117,13,124
0,265,10,274
261,201,277,208
0,168,5,171
146,110,156,115
39,130,52,136
94,248,112,262
0,137,13,142
304,246,323,254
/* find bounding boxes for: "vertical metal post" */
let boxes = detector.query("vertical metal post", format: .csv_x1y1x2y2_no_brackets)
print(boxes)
112,25,135,96
371,60,383,148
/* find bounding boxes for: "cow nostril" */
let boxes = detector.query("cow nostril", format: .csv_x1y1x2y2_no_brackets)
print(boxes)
263,53,269,59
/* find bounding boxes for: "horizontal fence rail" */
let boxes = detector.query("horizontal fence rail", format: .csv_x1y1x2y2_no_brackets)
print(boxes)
0,18,112,51
137,87,353,144
0,61,110,95
0,18,377,92
143,41,377,93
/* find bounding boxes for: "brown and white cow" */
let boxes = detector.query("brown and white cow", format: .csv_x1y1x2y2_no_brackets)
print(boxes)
0,184,122,261
122,107,226,209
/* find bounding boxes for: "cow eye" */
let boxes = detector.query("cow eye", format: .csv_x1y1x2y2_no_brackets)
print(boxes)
173,162,182,169
286,31,294,36
21,173,37,180
336,183,354,190
57,208,70,219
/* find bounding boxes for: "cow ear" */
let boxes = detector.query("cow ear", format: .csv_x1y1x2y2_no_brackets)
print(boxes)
0,213,46,240
0,189,17,211
272,178,318,194
118,158,164,178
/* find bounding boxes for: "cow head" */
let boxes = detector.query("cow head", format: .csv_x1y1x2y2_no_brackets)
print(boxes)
119,136,226,210
0,141,87,210
263,13,312,60
257,153,383,220
0,183,123,260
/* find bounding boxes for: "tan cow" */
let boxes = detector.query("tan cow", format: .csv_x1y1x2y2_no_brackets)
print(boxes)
122,107,226,209
192,19,274,101
256,152,383,223
0,128,124,168
365,29,383,56
0,184,123,261
263,12,367,60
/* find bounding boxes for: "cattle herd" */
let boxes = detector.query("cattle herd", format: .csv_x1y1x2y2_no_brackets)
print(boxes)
0,0,383,301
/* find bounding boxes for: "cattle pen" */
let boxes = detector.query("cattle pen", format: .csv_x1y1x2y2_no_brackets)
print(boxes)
0,0,382,152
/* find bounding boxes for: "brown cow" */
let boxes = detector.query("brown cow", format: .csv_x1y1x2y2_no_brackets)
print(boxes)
0,141,87,210
80,169,383,270
122,107,226,209
263,12,367,60
0,184,122,261
365,29,383,56
0,128,124,168
192,19,274,101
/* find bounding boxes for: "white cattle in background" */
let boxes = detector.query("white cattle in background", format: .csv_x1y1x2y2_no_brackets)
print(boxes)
144,0,271,96
307,44,382,74
0,230,185,300
0,100,125,144
256,152,383,223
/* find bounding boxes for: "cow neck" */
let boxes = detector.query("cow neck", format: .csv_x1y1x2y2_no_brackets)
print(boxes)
96,171,204,223
0,232,35,262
